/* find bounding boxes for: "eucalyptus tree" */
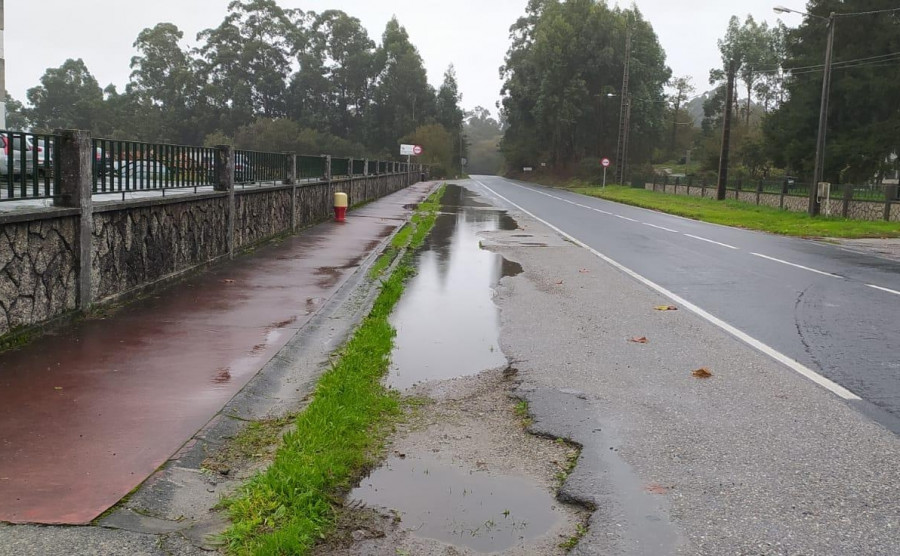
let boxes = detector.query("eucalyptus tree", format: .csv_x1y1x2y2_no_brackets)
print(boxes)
26,59,104,133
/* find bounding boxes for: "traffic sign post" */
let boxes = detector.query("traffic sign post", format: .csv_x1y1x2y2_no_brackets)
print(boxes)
601,157,611,188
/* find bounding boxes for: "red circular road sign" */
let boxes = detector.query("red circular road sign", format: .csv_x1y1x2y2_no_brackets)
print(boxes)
413,145,423,156
600,157,611,167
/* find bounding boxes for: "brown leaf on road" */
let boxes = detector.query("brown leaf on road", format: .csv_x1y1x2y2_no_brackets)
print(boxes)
222,279,236,284
579,269,590,274
628,336,649,344
645,483,669,494
654,305,678,311
555,280,564,285
692,367,713,379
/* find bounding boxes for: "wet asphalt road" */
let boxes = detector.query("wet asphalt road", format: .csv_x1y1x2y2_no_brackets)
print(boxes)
471,175,900,431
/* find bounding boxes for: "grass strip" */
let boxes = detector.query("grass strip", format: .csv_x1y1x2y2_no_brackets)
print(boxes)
573,185,900,239
220,185,445,555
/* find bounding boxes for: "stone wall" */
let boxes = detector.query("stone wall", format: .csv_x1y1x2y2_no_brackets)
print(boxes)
92,195,229,303
0,211,79,336
234,187,293,250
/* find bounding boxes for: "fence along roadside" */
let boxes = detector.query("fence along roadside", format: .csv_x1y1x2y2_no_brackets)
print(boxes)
0,129,423,204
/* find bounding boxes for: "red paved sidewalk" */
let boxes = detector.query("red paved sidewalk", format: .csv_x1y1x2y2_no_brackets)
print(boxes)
0,182,435,524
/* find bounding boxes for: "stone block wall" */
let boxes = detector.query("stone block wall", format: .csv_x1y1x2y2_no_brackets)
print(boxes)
234,187,293,250
91,195,229,303
844,200,885,222
0,212,79,336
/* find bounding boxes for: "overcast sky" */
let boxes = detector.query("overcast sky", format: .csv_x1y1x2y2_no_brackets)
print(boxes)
6,0,791,116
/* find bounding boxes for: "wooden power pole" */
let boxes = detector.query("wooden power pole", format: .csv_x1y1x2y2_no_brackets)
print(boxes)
614,28,631,185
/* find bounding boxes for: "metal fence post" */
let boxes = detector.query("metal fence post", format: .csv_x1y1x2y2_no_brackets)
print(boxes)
780,179,788,209
284,152,296,185
325,155,332,182
214,144,235,258
55,129,93,311
756,179,762,205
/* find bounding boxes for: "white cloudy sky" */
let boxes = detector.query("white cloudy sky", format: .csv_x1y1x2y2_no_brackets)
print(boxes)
5,0,792,115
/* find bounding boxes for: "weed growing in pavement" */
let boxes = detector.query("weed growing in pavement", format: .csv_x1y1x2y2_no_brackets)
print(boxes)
202,415,295,475
559,522,589,551
219,186,446,556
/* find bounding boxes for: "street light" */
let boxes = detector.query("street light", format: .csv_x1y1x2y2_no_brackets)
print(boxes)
771,6,835,215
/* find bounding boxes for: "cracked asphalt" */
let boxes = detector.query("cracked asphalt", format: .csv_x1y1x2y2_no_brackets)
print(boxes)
465,177,900,555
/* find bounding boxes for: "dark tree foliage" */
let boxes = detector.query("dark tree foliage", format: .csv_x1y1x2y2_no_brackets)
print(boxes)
15,1,463,162
499,0,671,174
763,0,900,182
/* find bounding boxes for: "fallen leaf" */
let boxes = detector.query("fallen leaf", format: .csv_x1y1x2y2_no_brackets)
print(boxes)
579,269,590,274
555,280,564,285
628,336,649,344
222,279,235,284
692,368,713,379
54,386,63,391
645,483,669,494
654,305,678,311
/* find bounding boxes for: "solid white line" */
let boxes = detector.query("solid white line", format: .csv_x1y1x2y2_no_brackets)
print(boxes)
472,178,861,401
615,214,639,222
684,234,739,250
643,222,680,233
751,253,841,278
868,284,900,296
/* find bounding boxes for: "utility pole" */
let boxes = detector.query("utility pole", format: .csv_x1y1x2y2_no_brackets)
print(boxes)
0,0,6,129
614,28,631,185
809,12,836,216
716,61,737,201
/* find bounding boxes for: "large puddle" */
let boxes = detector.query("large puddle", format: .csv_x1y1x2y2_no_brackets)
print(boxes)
349,454,562,552
387,184,520,390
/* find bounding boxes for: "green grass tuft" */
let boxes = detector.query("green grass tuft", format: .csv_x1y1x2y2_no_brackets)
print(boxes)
574,186,900,239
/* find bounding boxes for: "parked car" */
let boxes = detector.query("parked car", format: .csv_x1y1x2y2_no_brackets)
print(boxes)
0,133,31,177
115,160,170,185
234,154,252,183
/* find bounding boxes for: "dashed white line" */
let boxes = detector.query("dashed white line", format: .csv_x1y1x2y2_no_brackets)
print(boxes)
643,222,679,233
472,178,861,402
868,284,900,296
615,214,639,222
593,208,612,215
684,234,739,250
751,253,840,278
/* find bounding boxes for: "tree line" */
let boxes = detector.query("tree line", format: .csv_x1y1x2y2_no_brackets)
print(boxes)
6,0,465,175
498,0,899,187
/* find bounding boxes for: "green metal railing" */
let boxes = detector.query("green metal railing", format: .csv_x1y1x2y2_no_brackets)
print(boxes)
93,138,217,194
233,150,290,186
0,130,57,202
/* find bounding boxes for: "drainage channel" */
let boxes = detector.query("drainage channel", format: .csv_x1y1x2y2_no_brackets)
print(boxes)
348,184,566,553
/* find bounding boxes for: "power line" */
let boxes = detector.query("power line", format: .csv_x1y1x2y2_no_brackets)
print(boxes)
834,6,900,17
751,50,900,75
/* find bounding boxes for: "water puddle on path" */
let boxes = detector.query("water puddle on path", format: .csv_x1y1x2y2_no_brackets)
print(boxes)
387,184,520,390
349,454,561,552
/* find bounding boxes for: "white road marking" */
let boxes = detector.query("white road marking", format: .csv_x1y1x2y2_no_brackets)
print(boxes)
751,253,841,278
593,208,612,215
472,178,861,401
868,284,900,296
684,234,739,250
615,214,639,222
643,222,679,233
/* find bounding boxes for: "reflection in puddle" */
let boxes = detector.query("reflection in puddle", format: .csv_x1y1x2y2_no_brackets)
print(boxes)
388,185,519,389
350,455,561,552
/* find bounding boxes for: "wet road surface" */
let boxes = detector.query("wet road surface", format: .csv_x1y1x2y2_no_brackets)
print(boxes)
0,182,434,524
472,175,900,432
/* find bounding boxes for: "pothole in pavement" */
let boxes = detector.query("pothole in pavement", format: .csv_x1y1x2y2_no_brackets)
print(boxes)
327,184,585,555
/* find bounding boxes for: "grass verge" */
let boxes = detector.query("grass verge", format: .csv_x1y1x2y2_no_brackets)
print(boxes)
220,184,445,555
573,185,900,239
